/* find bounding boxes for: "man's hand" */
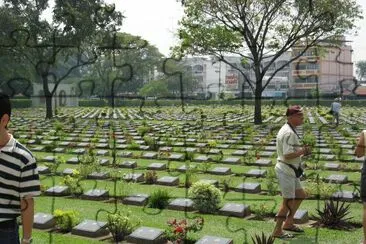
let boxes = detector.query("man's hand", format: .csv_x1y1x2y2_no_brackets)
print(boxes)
302,145,312,156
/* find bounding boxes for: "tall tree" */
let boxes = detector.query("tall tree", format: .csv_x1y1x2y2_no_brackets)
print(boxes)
175,0,363,124
356,60,366,82
0,0,123,118
87,32,164,103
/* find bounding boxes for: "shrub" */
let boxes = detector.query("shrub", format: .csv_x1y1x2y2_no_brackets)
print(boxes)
145,170,158,184
313,199,353,230
53,209,80,232
61,172,82,196
251,232,275,244
148,189,171,209
107,211,141,242
188,182,222,213
164,217,204,243
251,203,275,220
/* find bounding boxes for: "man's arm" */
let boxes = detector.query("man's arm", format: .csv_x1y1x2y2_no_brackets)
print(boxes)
21,197,34,243
283,146,310,161
355,131,365,158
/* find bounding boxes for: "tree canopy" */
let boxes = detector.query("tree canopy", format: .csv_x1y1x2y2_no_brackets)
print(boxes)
356,60,366,82
175,0,363,124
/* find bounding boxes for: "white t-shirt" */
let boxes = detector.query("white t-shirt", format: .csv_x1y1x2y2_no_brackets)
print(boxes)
275,123,302,176
331,102,341,113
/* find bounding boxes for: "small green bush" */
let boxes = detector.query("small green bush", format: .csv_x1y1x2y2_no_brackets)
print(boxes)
145,170,158,184
148,189,171,209
53,209,80,232
107,211,141,242
188,181,222,213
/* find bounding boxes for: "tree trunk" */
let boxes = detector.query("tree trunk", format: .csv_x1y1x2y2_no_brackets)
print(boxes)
45,93,53,119
42,75,53,119
254,87,262,124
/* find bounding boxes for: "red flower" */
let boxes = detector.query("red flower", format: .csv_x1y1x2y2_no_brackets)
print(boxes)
174,226,184,233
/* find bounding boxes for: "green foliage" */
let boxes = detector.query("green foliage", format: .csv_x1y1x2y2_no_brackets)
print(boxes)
313,199,353,230
53,209,80,232
62,171,82,196
148,189,171,209
251,203,275,221
264,169,278,196
305,180,338,199
107,211,141,242
144,170,158,184
303,132,316,147
188,182,222,213
164,217,204,243
139,79,170,97
251,232,275,244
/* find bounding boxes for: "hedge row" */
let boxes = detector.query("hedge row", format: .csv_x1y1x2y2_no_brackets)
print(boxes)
10,98,32,108
78,98,366,107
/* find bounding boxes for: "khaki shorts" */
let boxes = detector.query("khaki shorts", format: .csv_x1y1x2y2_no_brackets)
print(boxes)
275,168,303,198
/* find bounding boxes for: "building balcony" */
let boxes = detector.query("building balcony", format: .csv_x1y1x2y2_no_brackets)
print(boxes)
292,69,319,76
291,83,317,89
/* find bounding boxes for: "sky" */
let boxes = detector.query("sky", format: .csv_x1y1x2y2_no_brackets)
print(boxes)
111,0,366,65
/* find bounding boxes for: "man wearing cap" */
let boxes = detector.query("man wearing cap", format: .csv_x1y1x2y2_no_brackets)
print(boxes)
272,105,310,239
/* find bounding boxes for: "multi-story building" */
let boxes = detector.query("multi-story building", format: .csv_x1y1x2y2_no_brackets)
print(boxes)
291,39,353,97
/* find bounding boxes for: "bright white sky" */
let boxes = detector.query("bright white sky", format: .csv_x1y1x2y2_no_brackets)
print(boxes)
110,0,366,65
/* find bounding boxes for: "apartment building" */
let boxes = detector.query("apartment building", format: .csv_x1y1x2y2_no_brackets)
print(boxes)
291,39,353,97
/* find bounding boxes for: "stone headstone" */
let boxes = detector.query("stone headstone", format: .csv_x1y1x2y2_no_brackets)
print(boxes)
122,194,149,206
87,172,110,180
167,198,194,211
222,157,241,164
324,163,340,170
71,220,109,238
66,157,79,164
33,213,55,229
208,167,232,175
81,189,109,201
126,227,165,244
43,156,56,162
253,159,272,167
232,150,247,156
53,147,65,153
118,151,133,158
63,168,75,176
157,176,179,186
208,149,222,155
123,173,144,182
32,146,45,152
143,152,158,159
259,151,274,157
177,165,196,172
194,155,211,162
219,203,250,218
326,174,348,184
147,163,167,170
294,209,309,224
235,183,261,194
120,161,137,168
45,186,69,196
72,148,86,154
169,154,184,161
245,169,267,178
195,235,233,244
99,158,110,166
37,166,50,174
96,150,109,156
332,191,358,202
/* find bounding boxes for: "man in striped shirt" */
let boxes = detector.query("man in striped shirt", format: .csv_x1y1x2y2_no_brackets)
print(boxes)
0,93,40,244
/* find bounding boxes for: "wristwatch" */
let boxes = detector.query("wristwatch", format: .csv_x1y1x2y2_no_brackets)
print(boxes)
22,238,33,244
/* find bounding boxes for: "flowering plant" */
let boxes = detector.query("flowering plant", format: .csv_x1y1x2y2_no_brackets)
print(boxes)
164,217,204,243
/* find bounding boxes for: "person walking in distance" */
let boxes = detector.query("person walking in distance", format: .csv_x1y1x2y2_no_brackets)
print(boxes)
272,105,310,239
0,93,40,244
330,98,341,126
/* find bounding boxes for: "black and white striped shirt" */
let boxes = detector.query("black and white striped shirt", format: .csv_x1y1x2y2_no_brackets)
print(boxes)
0,135,40,222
